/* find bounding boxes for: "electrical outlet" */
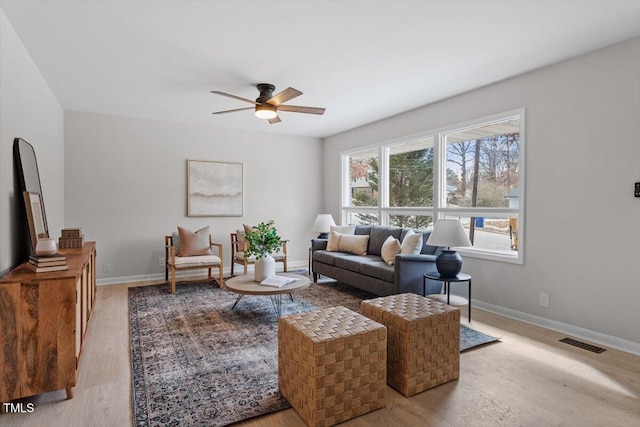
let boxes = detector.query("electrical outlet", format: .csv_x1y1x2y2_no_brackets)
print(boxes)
103,264,111,273
539,292,550,308
158,257,165,267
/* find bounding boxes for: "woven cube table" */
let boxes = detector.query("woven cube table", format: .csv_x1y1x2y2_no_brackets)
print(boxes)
361,293,460,397
278,306,387,427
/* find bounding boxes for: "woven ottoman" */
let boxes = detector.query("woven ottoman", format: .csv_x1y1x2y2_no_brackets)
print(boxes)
361,293,460,397
278,306,387,427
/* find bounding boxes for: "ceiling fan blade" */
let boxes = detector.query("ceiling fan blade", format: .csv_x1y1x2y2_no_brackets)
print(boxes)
268,115,282,124
211,91,258,105
277,105,325,115
266,87,302,106
211,107,254,115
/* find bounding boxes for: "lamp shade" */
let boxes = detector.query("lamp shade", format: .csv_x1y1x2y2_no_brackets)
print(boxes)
426,219,472,248
312,214,336,233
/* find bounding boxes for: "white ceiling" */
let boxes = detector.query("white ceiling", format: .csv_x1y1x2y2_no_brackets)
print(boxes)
1,1,639,138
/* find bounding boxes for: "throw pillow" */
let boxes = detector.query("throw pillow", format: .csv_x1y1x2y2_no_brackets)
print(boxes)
326,231,342,252
177,226,212,256
400,229,423,255
339,234,369,255
330,225,356,235
236,229,246,248
326,231,369,255
381,235,401,265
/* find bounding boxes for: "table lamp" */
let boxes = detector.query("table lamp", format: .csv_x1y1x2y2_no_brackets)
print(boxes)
426,219,472,278
312,214,336,239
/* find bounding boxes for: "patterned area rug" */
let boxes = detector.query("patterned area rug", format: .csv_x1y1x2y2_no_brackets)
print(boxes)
129,278,499,426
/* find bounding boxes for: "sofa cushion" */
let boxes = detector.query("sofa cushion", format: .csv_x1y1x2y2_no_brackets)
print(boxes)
313,250,338,265
361,262,395,283
368,226,403,256
381,235,401,265
326,231,369,255
354,225,372,236
334,255,379,273
400,230,423,255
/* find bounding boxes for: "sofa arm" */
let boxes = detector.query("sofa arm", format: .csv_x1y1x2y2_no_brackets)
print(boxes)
394,254,442,296
311,239,328,251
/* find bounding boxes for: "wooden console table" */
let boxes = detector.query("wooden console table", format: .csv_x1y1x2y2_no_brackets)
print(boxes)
0,242,96,401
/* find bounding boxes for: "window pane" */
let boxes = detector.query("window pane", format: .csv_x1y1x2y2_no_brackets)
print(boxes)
389,215,433,231
346,212,379,226
347,149,378,207
444,119,520,208
388,137,434,207
447,216,520,253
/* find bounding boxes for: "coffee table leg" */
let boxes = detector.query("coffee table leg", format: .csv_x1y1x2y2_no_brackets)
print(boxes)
269,294,282,317
231,294,244,309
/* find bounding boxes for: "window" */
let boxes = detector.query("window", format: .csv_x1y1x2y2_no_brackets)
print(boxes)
341,109,524,263
441,114,522,261
343,148,379,225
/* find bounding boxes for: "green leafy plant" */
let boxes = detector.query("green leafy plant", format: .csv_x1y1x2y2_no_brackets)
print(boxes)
245,220,282,259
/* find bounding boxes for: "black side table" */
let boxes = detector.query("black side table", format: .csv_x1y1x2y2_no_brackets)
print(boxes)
423,272,472,321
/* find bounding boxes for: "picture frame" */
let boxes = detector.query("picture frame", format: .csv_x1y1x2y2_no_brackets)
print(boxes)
23,191,49,253
187,160,243,217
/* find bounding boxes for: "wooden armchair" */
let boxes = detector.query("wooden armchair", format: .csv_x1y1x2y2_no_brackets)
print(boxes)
165,230,224,294
230,232,288,276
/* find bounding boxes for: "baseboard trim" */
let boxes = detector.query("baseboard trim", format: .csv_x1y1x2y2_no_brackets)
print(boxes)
96,260,308,286
473,299,640,356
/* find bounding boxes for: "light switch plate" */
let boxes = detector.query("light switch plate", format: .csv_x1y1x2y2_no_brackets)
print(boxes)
635,182,640,197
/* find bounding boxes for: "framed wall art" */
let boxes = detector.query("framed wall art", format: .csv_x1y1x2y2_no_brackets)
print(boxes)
187,160,243,217
23,191,49,253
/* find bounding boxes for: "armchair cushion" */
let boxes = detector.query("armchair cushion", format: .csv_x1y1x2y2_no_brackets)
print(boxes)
234,251,286,261
177,226,212,256
171,254,221,267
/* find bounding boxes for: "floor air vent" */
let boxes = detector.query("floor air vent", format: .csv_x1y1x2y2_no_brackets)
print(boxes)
559,337,606,354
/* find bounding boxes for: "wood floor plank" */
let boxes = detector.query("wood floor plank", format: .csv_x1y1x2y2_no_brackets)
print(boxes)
1,279,638,426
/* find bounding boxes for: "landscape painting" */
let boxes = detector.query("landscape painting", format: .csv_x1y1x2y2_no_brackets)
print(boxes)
187,160,243,216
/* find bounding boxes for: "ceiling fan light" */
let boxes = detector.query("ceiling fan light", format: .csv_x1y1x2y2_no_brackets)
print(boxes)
254,104,277,119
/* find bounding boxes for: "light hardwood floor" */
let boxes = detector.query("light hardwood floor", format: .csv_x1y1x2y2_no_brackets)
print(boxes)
2,279,639,427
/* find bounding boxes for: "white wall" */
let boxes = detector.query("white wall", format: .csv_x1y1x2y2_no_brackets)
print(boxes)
64,111,323,282
0,9,64,275
323,38,640,351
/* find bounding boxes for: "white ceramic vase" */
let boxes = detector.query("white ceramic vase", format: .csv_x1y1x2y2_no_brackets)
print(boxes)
35,238,57,256
254,253,276,282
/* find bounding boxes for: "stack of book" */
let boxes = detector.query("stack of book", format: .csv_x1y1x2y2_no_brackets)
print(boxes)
59,228,85,249
26,253,68,273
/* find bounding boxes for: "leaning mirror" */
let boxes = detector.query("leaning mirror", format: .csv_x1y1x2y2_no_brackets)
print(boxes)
14,138,48,253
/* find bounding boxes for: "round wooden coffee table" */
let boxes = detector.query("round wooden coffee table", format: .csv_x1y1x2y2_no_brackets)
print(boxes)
225,272,310,317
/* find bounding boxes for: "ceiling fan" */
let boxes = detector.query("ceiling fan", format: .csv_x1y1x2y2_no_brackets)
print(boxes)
211,83,325,124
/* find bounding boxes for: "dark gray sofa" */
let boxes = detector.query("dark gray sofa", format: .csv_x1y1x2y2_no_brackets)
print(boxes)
311,225,444,297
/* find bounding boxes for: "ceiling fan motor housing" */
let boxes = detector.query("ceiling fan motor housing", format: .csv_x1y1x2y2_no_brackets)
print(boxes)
256,83,276,103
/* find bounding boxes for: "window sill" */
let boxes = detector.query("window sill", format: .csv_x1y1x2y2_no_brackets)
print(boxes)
458,248,523,265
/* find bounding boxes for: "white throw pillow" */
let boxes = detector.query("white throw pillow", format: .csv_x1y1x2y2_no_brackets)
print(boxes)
401,229,423,255
330,225,356,235
381,235,401,265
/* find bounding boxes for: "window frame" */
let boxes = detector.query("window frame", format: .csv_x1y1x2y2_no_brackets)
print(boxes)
340,108,525,264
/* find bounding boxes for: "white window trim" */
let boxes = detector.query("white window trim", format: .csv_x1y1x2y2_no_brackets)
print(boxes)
340,108,525,264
